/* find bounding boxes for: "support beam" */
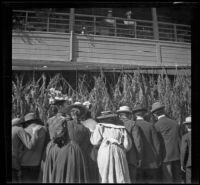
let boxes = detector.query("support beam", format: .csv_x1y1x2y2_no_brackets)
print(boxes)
152,8,159,40
69,8,75,62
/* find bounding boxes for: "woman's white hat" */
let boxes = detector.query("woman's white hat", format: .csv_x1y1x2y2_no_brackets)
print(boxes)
116,106,132,114
183,116,191,124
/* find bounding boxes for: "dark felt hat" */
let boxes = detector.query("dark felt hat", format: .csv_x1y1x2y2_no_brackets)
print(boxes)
64,103,87,116
132,104,147,113
151,102,165,113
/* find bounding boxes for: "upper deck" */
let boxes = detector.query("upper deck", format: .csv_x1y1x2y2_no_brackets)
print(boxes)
12,9,191,73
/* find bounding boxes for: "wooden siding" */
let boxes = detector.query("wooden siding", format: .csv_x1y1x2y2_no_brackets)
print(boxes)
12,32,191,68
160,45,191,65
12,32,70,61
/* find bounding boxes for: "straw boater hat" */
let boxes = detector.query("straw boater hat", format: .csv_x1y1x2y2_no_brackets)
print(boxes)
83,101,92,109
116,106,132,114
65,102,87,116
183,116,191,124
151,102,165,113
96,111,117,120
132,104,147,113
24,112,37,122
97,111,124,126
12,118,24,127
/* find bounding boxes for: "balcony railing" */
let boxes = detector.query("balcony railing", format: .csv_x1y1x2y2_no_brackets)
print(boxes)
12,10,191,43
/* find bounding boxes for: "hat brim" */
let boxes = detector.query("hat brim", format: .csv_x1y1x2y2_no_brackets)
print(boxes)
183,121,191,124
64,104,87,116
151,106,165,113
96,114,117,120
132,108,147,113
21,118,42,125
52,99,66,105
116,110,132,114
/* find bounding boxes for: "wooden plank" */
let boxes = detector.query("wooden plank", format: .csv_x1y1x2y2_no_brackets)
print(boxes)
76,40,156,52
161,46,191,54
76,48,156,57
77,57,157,66
12,37,70,47
76,51,156,61
13,53,68,61
12,48,69,56
161,53,191,60
12,43,69,51
161,58,191,64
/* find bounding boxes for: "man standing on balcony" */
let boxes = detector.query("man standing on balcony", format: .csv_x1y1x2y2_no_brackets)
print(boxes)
132,104,162,183
151,102,182,183
116,105,143,183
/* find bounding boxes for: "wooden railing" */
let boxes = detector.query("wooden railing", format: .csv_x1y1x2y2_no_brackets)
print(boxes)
12,10,191,43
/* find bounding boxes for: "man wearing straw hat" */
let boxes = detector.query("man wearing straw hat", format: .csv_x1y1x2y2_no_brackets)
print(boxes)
12,117,41,182
151,102,182,183
20,112,47,183
132,104,162,183
180,116,191,183
116,105,143,183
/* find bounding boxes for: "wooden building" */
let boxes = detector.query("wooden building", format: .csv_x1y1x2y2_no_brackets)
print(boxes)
12,8,191,75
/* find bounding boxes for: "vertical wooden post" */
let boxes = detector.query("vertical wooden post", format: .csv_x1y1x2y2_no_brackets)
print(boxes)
174,24,177,42
152,8,159,40
25,11,28,31
47,13,49,32
94,16,96,35
156,43,162,64
69,8,74,62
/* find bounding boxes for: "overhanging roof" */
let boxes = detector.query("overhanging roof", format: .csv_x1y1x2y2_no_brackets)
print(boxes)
12,59,191,75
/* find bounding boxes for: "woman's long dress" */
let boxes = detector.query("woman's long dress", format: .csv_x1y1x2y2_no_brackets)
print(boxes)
51,120,91,183
42,113,65,183
90,123,132,183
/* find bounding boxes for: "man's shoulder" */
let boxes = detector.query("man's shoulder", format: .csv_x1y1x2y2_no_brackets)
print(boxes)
12,126,24,133
182,132,191,140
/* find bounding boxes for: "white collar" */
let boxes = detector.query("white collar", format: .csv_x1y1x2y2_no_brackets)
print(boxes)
158,115,166,120
136,116,144,120
99,123,125,129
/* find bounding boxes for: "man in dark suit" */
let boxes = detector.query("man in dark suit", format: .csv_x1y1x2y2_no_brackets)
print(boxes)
132,104,162,183
116,105,143,183
180,116,191,183
151,102,182,183
12,117,41,182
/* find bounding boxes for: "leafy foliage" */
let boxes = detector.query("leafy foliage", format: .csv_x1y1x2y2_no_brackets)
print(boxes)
12,70,191,124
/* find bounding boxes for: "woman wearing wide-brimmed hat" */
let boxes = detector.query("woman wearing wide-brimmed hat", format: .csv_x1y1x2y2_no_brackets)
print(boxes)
90,111,132,183
50,102,91,183
42,99,69,183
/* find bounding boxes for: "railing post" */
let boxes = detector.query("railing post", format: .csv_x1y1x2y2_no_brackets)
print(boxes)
174,24,177,42
94,16,96,35
114,18,117,36
69,8,75,62
156,43,162,64
25,11,28,31
134,21,137,38
152,8,159,40
47,13,50,32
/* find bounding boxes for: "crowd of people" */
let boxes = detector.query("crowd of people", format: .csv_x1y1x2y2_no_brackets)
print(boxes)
12,99,191,183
